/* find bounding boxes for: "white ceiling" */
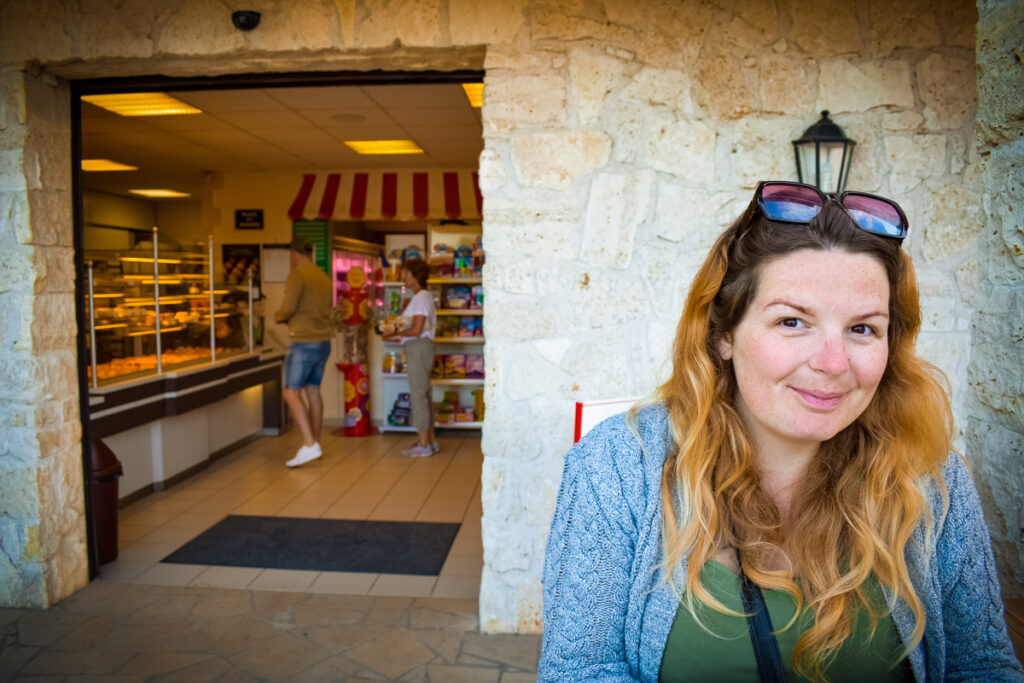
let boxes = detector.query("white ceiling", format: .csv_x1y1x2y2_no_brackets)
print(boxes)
81,82,483,199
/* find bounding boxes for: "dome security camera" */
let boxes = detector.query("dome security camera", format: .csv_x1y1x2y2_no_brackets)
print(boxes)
232,10,261,31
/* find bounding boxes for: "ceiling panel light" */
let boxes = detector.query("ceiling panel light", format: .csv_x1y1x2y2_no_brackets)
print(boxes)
343,140,424,155
82,93,202,117
129,189,191,198
462,83,483,108
82,158,139,172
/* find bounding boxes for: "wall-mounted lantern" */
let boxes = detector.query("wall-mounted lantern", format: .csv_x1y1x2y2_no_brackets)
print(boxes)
792,110,855,194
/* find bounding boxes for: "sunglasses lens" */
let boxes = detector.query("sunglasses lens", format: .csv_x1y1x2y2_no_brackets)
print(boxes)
760,183,822,222
843,194,906,238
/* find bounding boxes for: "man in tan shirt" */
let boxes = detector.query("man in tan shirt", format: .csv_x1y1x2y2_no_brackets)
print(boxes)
275,237,333,467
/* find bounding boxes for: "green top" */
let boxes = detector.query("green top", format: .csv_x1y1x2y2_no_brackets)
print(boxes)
659,561,913,683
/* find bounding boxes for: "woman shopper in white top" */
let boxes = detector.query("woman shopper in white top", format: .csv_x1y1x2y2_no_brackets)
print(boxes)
382,258,438,456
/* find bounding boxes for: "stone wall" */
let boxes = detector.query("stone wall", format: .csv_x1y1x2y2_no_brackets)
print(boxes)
0,66,87,608
970,0,1024,597
0,0,1018,619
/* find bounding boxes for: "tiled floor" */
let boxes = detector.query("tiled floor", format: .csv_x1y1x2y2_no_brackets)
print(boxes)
103,427,485,601
0,429,541,681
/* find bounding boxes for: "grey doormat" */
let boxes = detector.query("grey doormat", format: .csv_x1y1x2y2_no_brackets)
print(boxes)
161,515,461,575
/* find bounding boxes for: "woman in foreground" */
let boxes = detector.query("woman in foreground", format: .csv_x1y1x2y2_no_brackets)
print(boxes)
540,181,1023,682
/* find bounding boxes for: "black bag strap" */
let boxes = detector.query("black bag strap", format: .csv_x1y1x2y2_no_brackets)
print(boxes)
735,547,787,683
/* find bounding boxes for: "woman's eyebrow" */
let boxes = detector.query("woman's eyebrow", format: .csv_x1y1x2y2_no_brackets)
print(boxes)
764,299,889,320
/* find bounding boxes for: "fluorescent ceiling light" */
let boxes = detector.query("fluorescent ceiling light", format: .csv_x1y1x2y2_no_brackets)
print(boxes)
129,189,191,198
82,158,138,172
343,140,424,155
462,83,483,108
82,93,202,117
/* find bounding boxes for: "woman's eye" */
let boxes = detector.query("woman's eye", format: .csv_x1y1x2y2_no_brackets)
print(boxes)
780,318,802,329
850,324,874,336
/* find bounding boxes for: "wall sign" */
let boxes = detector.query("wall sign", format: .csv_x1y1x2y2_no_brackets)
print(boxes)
235,209,264,230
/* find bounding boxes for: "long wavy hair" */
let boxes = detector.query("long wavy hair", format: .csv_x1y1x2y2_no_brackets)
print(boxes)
653,199,953,680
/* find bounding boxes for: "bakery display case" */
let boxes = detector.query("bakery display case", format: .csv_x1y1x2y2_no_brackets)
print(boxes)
84,234,256,387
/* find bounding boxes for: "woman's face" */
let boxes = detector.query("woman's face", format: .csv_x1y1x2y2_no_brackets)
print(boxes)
401,268,417,288
717,249,891,458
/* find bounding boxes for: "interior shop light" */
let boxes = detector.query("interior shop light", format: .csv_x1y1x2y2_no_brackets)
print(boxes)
462,83,483,108
82,93,202,117
129,189,191,198
82,159,138,172
119,257,183,264
343,140,424,155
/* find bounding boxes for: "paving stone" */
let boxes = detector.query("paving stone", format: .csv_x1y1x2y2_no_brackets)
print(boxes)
459,634,540,671
49,618,186,654
19,649,133,675
288,653,365,682
14,610,88,646
119,652,215,676
498,673,537,683
0,644,39,678
344,629,438,679
300,622,394,653
126,594,202,625
414,629,464,664
228,632,332,680
408,605,479,631
145,656,233,683
176,615,279,657
190,589,253,618
426,664,501,682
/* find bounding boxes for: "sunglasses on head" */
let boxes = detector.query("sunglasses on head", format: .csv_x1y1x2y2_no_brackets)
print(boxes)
755,180,908,241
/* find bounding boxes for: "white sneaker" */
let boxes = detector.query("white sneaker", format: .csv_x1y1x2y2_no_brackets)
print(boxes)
430,441,441,455
402,443,434,457
286,443,322,467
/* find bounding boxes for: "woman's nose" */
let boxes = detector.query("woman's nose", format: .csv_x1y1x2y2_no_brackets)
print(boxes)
809,335,850,374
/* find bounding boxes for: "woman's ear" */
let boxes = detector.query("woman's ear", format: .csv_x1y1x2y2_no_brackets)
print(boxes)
717,334,733,361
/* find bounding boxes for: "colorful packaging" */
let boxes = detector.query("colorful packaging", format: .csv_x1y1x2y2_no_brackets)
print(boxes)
472,389,485,420
465,354,484,379
431,355,446,378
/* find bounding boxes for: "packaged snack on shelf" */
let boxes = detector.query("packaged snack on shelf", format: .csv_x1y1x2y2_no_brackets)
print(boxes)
429,244,454,278
455,407,475,422
454,245,473,277
445,354,466,379
431,354,446,378
458,317,474,337
473,388,485,420
388,407,410,426
465,354,484,379
472,318,484,336
444,285,471,309
436,409,452,424
471,285,484,309
395,392,411,408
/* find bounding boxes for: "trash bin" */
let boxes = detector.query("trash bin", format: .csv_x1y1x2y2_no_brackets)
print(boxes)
89,438,123,565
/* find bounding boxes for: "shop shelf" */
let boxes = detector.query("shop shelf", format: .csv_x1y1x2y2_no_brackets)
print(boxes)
427,277,482,285
437,309,482,316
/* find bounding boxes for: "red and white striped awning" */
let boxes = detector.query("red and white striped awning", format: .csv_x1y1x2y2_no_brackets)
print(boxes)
288,170,482,222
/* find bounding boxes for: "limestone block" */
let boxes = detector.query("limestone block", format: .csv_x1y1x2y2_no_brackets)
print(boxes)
486,295,560,341
817,61,914,113
920,181,982,262
715,0,779,49
483,204,580,261
620,67,696,119
0,534,47,608
956,257,980,308
483,48,556,71
635,3,712,69
938,0,977,49
233,0,340,52
1,293,33,354
152,1,247,55
843,120,886,193
32,247,75,294
504,343,569,402
884,134,947,195
450,0,525,44
759,55,817,115
0,244,33,295
965,419,1024,595
635,247,689,323
917,53,976,131
580,170,653,268
785,0,861,55
568,50,626,126
695,45,758,120
78,0,156,59
987,144,1024,278
485,74,566,136
976,1,1024,145
31,350,79,397
728,118,803,188
0,0,73,63
604,0,645,26
608,98,644,164
647,319,676,386
511,130,609,189
31,294,77,353
655,184,738,247
515,579,544,633
476,148,506,194
353,0,442,47
562,328,653,399
478,569,513,633
563,267,651,331
27,190,72,248
868,0,941,57
0,151,27,193
645,115,716,181
0,467,39,518
883,111,925,131
530,9,636,43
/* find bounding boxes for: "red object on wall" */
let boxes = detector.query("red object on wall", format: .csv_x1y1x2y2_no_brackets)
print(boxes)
335,362,371,437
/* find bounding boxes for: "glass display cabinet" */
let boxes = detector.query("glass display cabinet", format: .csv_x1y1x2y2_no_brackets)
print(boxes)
84,232,256,387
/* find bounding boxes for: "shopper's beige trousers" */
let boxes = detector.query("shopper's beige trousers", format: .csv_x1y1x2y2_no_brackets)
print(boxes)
404,337,435,432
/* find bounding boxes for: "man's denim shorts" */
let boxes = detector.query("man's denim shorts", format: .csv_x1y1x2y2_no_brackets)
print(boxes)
284,341,331,389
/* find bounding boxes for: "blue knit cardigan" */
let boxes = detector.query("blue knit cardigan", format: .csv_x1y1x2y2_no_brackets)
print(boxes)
539,404,1023,682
